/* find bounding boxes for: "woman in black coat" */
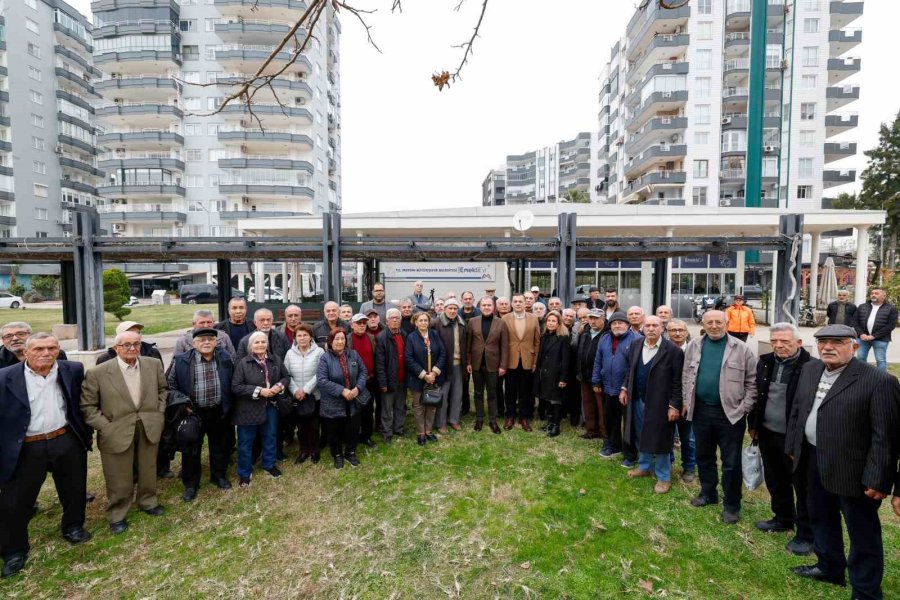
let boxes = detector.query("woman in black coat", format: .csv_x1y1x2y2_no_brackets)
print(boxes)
232,331,290,487
534,311,570,438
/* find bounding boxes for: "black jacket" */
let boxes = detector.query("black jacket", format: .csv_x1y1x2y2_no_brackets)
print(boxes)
0,360,91,485
786,357,900,497
0,345,68,368
231,353,289,427
853,301,898,342
622,339,684,455
167,347,235,415
312,319,350,349
236,328,291,361
750,347,812,432
375,328,405,392
534,332,570,404
826,300,857,325
575,328,605,383
95,341,162,365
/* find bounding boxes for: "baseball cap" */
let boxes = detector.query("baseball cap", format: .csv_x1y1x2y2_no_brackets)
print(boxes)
587,308,605,318
530,286,540,292
351,313,368,323
116,321,144,335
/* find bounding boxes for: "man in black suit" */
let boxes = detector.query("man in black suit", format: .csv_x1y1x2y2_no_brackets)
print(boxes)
0,333,93,578
851,287,897,371
825,290,856,326
785,324,899,600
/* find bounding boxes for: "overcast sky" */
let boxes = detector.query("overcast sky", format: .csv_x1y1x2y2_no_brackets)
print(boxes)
70,0,896,213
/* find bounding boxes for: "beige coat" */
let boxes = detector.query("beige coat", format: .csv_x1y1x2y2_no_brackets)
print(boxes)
682,334,757,424
80,356,168,454
501,312,541,370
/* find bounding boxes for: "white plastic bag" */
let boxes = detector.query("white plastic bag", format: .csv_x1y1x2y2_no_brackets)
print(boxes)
742,441,764,491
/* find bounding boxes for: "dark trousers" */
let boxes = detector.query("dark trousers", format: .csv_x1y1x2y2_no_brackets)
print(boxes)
504,364,534,420
323,413,361,457
181,406,229,489
564,379,581,426
581,381,605,437
226,424,236,466
729,332,749,343
496,373,506,416
277,412,297,453
803,442,884,600
472,367,498,421
603,393,625,452
693,401,746,513
359,381,379,442
758,426,812,542
295,413,319,457
461,370,471,415
0,431,87,559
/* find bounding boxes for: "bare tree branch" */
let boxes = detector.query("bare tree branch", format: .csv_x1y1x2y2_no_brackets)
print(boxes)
335,1,382,53
391,0,403,12
438,0,490,88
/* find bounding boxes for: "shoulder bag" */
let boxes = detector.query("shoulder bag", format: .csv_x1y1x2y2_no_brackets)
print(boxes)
420,336,443,407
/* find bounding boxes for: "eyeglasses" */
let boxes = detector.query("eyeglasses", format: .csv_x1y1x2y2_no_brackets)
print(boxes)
668,328,688,333
116,342,141,350
2,331,29,341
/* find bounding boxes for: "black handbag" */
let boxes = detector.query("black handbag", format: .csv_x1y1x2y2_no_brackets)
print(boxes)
420,340,443,407
354,386,372,410
273,391,294,417
174,414,202,451
294,395,317,417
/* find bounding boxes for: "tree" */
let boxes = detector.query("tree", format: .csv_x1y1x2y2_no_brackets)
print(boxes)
103,269,132,321
562,190,590,204
31,275,59,299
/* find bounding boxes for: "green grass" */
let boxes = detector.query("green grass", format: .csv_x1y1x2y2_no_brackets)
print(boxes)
3,416,897,599
4,304,206,337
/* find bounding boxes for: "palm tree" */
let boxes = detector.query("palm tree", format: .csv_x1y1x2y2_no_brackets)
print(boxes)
562,190,590,204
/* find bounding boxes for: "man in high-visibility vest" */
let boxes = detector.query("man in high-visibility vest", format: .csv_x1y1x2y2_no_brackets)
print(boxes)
725,295,756,343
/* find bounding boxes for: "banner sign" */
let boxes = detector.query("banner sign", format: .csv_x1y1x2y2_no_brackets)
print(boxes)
382,262,496,282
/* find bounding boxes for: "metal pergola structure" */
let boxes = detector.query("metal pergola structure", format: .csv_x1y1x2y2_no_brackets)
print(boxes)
0,209,803,351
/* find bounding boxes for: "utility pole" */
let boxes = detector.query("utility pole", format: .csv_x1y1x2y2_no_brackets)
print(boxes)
745,0,769,208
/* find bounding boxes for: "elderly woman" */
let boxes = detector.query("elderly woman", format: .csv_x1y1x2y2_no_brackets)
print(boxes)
317,329,368,469
534,310,570,438
405,311,446,446
284,323,324,465
232,331,290,487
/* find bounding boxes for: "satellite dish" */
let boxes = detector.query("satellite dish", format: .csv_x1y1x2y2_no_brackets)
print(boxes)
512,209,535,233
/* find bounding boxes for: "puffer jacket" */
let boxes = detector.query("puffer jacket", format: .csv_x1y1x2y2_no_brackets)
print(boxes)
591,328,640,392
284,343,325,400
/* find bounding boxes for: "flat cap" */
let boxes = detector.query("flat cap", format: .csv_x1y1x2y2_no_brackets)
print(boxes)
571,294,589,303
608,311,628,324
587,308,606,318
444,298,460,308
813,324,857,339
192,327,219,339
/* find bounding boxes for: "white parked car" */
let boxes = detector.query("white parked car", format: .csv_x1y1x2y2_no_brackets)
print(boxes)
0,292,23,309
247,287,284,302
123,296,140,307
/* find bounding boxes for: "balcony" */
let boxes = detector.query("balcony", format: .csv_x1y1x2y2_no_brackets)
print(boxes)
217,128,314,152
624,144,686,179
59,156,104,177
55,46,101,79
219,104,312,127
60,179,97,195
626,62,689,106
627,34,690,83
215,20,301,44
825,113,858,137
97,203,187,222
219,210,298,220
94,76,182,102
215,74,311,103
0,188,13,202
824,142,856,163
55,68,97,97
218,156,313,172
53,21,93,57
726,0,786,26
96,183,186,198
720,113,781,130
57,110,93,133
98,152,185,172
91,0,180,10
626,3,690,61
95,103,183,127
623,170,686,200
93,49,182,75
214,45,311,74
219,182,315,199
98,130,184,150
641,197,685,206
56,90,95,114
827,57,860,84
829,28,862,55
628,90,688,130
826,85,860,111
93,19,178,39
58,134,97,155
720,168,746,183
830,2,863,29
722,85,781,107
823,169,856,188
214,0,310,21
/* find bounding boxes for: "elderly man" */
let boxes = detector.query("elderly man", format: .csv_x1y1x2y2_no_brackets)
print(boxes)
433,299,468,432
826,289,856,326
459,291,481,323
667,319,690,349
585,287,601,310
666,319,695,483
750,323,813,555
347,313,379,447
466,296,508,434
174,309,236,356
523,290,536,312
360,282,396,323
496,296,511,317
96,321,163,365
277,304,303,345
339,304,353,322
682,310,757,524
375,308,407,442
547,297,563,313
166,328,235,501
236,308,290,360
593,312,640,463
396,298,415,335
570,294,589,312
502,294,541,431
626,306,645,334
0,334,91,578
852,287,898,371
366,308,384,336
655,305,673,338
786,324,899,599
81,329,168,534
408,280,431,312
433,298,445,318
1,322,70,368
484,285,497,303
313,301,349,348
620,316,684,494
215,297,256,351
577,309,607,440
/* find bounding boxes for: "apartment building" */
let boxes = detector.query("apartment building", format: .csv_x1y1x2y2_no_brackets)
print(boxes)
593,0,862,210
483,132,591,206
91,0,342,240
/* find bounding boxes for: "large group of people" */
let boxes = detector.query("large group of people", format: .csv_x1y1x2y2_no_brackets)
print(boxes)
0,283,898,600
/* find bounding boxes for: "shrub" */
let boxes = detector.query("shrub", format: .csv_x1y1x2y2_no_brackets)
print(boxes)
22,290,44,303
103,268,132,320
31,275,60,299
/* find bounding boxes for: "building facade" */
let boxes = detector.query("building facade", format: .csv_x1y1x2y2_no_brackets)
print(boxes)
483,132,591,206
592,0,861,210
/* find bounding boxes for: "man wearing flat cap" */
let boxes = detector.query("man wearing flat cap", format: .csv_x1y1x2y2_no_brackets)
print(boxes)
786,324,899,600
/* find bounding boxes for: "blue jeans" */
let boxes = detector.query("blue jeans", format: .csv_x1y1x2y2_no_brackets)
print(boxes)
639,452,672,482
237,405,278,479
857,339,889,371
671,418,696,473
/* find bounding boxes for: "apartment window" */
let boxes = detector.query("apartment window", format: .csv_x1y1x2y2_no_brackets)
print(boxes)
213,200,228,212
801,75,817,89
186,175,203,187
30,89,44,104
317,159,324,173
696,49,712,70
694,131,710,145
693,160,709,179
207,97,222,110
802,47,818,67
799,130,815,146
183,97,202,110
35,232,48,238
799,158,814,177
695,104,711,125
34,184,49,198
797,185,813,199
316,111,323,125
800,102,816,120
696,22,712,40
803,18,819,33
208,148,226,162
34,208,49,220
32,137,45,151
206,71,222,83
207,124,220,135
802,0,819,10
183,123,202,136
209,174,220,187
27,43,41,58
32,161,46,174
695,77,711,98
316,134,323,148
26,0,38,8
697,0,712,14
182,45,200,60
181,71,200,84
27,66,42,82
179,20,196,32
26,18,39,34
185,149,203,161
690,187,706,206
204,45,217,60
31,114,44,129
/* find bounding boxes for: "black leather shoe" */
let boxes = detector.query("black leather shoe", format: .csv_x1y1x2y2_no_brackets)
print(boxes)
721,511,740,525
158,469,175,479
346,453,360,467
1,555,26,578
265,466,282,478
489,421,502,434
417,435,427,446
238,477,251,488
213,478,232,490
426,433,438,442
690,495,718,507
295,453,310,465
311,453,320,464
109,520,128,535
755,518,793,533
362,438,376,448
786,538,814,556
334,455,344,470
143,505,165,517
62,527,92,545
182,487,197,502
791,565,846,587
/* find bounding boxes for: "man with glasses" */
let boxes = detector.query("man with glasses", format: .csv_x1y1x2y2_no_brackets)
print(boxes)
95,322,163,365
361,283,396,323
666,319,695,482
81,329,168,535
786,324,899,599
0,322,68,367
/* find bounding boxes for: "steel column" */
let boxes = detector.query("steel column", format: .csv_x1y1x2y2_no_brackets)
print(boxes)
60,261,76,325
216,258,232,321
556,213,577,305
72,209,104,351
652,258,667,310
774,214,804,324
745,0,769,208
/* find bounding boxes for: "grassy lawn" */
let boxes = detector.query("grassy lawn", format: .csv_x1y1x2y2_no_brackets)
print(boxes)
3,417,897,599
2,304,207,337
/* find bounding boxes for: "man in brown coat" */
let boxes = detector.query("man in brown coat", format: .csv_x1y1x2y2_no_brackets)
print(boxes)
80,330,168,534
466,296,509,434
501,293,541,431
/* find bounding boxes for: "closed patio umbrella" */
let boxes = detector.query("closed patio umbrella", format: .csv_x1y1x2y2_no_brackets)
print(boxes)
817,256,839,309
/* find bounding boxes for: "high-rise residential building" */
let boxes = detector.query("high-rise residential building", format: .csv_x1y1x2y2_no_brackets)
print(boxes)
1,0,100,241
593,0,861,210
483,132,591,206
91,0,342,241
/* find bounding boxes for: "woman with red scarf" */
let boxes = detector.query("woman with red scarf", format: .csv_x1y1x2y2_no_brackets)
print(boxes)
316,329,369,469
